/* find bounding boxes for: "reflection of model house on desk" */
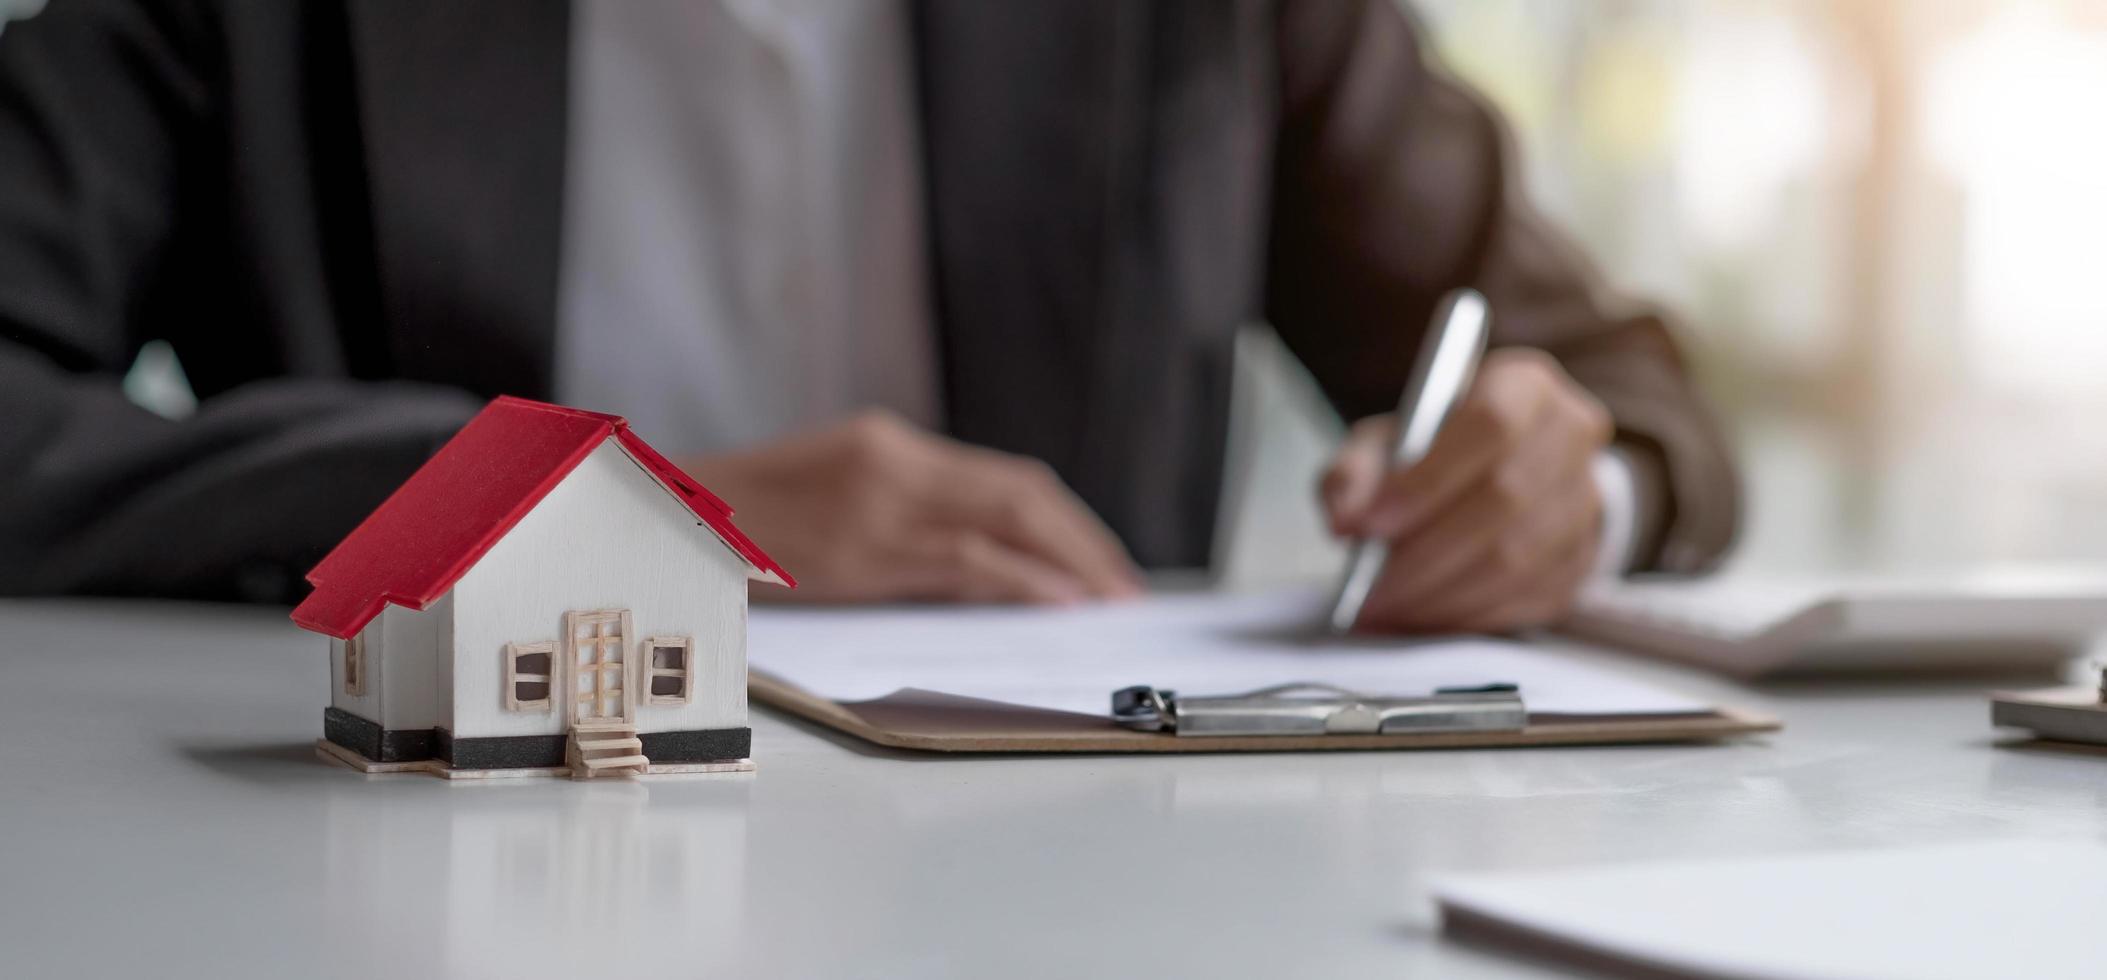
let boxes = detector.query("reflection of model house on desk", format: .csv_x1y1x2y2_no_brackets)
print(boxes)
293,396,793,780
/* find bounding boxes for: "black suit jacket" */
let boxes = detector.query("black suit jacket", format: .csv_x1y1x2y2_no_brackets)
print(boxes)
0,0,1739,601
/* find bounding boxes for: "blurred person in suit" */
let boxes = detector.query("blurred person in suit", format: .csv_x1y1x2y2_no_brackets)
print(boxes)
0,0,1736,631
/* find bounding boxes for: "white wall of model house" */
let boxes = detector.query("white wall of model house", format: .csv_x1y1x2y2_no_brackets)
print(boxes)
329,591,452,730
447,438,751,739
380,595,451,732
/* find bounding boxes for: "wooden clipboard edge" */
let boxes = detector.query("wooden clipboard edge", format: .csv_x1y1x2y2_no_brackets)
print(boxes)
750,668,1780,754
1990,685,2107,747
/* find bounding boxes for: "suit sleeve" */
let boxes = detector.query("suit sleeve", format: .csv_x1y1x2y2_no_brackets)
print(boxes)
0,0,479,602
1264,0,1739,573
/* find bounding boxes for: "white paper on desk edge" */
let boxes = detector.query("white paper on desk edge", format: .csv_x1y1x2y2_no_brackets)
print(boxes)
748,589,1709,718
1431,839,2107,980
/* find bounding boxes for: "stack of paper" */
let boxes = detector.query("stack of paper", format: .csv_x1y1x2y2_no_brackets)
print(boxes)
748,589,1708,718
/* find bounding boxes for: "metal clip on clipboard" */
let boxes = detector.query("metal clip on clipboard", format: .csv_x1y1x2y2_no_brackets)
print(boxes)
1110,682,1527,737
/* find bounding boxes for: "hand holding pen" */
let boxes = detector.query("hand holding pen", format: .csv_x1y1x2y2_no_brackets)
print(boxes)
1322,290,1616,635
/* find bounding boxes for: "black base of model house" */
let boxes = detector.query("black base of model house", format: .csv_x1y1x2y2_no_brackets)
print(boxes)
323,707,751,768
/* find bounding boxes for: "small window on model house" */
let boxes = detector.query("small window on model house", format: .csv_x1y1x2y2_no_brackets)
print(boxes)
645,637,692,705
343,634,367,696
505,642,555,712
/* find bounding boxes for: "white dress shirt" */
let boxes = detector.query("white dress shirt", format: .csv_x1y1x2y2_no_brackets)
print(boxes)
555,0,939,458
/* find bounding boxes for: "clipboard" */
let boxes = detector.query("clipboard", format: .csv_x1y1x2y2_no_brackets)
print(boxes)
749,669,1779,754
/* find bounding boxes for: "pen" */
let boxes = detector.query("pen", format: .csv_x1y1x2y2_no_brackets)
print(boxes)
1326,288,1492,634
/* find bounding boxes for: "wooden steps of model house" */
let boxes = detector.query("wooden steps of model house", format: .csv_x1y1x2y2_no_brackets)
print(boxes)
566,722,649,777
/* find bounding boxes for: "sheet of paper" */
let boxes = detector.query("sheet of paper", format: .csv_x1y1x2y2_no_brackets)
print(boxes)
748,588,1708,717
1433,839,2107,980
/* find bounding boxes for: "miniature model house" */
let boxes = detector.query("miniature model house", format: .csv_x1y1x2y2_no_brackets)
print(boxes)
293,396,793,778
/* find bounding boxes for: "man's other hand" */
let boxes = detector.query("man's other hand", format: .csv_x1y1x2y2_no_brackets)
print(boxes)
1319,348,1613,633
684,411,1146,605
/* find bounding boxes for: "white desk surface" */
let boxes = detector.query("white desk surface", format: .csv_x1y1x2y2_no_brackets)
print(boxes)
1,598,2098,980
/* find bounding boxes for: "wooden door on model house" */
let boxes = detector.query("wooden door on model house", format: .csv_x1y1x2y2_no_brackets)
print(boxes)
565,609,646,776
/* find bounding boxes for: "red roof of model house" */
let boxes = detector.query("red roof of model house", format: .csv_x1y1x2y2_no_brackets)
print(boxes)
291,396,793,639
